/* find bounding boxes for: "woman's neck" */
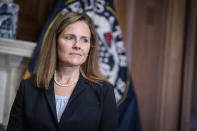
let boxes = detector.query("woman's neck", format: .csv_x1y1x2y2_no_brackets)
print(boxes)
55,66,80,84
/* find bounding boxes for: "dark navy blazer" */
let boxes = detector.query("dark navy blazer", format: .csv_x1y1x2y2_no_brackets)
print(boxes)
7,75,118,131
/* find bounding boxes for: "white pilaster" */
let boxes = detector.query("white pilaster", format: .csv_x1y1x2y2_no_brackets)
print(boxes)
0,38,36,127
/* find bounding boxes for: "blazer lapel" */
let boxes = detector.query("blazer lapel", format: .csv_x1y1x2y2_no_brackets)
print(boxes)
59,74,89,125
66,74,89,108
44,78,58,123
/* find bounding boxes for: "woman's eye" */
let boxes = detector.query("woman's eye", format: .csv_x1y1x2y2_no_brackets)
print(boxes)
81,38,89,43
65,35,74,40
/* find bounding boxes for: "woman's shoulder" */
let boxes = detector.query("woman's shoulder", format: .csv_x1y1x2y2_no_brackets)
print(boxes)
89,80,116,105
17,76,46,97
20,76,36,87
90,80,114,96
18,76,43,92
99,81,114,89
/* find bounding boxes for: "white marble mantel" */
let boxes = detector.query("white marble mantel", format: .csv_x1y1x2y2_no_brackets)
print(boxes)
0,38,36,127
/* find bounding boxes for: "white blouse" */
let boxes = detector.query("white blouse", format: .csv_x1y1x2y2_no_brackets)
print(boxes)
55,94,71,122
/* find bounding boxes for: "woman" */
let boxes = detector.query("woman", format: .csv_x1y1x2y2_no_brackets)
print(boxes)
7,12,118,131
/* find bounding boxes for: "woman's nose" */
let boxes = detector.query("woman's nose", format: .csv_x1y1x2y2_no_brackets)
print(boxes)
72,39,81,50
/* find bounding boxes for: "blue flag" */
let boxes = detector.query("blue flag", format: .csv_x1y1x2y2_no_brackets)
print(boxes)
25,0,141,130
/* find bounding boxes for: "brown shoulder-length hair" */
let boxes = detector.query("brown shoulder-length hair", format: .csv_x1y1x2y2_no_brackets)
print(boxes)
33,12,106,89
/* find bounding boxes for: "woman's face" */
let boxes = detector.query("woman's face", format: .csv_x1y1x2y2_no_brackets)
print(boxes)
57,21,91,67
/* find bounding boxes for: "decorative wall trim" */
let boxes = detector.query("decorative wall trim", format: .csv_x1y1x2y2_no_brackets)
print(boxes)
0,38,36,57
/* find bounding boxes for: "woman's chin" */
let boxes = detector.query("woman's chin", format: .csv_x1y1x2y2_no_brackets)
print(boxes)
59,59,86,67
64,62,84,67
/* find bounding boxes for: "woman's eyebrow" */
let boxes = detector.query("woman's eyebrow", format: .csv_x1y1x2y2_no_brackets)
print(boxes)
81,36,89,38
62,33,90,39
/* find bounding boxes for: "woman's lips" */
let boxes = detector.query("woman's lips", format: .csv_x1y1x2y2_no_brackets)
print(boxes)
70,52,82,56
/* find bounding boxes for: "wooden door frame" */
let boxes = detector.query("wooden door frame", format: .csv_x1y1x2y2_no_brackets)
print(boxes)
180,0,197,130
157,0,187,130
115,0,194,130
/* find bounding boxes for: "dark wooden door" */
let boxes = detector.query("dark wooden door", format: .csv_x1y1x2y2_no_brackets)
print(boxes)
14,0,56,42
